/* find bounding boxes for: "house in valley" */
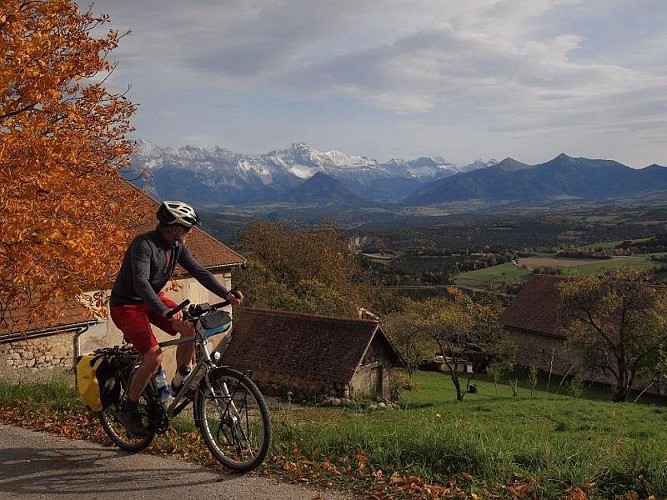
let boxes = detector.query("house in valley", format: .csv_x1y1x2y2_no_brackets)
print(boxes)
499,274,579,377
0,182,247,382
220,307,404,401
500,273,666,396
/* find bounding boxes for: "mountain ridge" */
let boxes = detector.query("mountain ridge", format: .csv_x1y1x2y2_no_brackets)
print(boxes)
126,141,666,207
404,153,667,205
128,140,494,205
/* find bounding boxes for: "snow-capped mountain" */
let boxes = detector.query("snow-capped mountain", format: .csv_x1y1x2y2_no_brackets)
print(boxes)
127,140,494,205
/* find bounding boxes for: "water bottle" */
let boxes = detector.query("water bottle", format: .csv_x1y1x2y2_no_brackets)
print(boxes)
155,366,171,403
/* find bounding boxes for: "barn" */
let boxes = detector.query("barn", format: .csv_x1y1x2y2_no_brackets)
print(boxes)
220,307,404,401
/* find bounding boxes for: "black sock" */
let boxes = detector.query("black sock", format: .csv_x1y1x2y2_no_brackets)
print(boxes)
123,399,139,412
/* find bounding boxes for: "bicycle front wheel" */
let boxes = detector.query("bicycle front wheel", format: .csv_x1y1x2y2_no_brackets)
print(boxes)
194,367,272,472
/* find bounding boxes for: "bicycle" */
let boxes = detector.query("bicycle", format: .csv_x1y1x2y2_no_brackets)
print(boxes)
76,298,272,473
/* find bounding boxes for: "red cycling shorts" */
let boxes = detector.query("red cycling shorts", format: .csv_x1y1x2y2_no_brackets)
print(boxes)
110,293,179,354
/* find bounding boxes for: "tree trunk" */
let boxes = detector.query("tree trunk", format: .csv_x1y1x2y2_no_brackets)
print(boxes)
613,384,628,402
451,372,464,401
614,360,629,402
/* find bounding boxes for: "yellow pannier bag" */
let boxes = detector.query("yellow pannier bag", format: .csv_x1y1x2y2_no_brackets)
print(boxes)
75,353,120,412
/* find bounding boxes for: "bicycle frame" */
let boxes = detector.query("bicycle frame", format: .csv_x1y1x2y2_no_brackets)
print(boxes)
73,301,236,421
157,317,234,419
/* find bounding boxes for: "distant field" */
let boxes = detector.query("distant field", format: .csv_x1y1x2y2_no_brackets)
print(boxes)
519,257,600,268
582,238,652,250
559,257,660,275
453,262,533,288
362,252,394,261
454,255,663,289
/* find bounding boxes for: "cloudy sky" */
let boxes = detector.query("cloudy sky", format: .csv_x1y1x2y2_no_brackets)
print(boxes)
87,0,666,167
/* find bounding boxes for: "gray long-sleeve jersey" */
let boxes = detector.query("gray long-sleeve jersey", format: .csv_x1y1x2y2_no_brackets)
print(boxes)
110,230,230,315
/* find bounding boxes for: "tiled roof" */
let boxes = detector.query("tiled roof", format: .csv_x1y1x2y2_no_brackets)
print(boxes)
499,274,567,339
222,308,401,384
1,178,246,337
0,298,94,338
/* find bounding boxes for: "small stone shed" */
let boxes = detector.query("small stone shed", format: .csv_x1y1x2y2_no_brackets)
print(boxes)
0,298,97,382
220,308,404,401
0,181,246,382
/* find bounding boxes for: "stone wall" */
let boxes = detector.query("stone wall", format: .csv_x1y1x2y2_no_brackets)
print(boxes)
349,336,396,400
247,368,346,401
504,328,666,396
1,331,79,382
503,329,583,377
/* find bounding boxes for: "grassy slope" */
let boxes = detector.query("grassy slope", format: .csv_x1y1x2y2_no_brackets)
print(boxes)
2,371,665,499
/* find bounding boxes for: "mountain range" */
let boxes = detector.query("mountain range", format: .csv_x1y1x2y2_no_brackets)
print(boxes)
126,141,667,207
404,154,667,205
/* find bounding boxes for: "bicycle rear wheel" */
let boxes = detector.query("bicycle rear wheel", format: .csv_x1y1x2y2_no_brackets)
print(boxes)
195,367,272,472
100,384,155,452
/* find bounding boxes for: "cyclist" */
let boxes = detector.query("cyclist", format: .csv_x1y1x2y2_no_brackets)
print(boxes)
110,200,243,438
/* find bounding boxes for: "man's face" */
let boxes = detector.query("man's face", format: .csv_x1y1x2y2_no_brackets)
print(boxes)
168,225,191,244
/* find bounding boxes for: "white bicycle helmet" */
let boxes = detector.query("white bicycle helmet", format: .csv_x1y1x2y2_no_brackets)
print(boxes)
156,201,201,228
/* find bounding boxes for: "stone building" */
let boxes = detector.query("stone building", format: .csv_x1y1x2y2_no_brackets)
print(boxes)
499,274,580,377
500,273,665,396
220,307,404,401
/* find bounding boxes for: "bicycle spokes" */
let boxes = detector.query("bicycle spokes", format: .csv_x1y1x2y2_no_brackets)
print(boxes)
195,368,271,472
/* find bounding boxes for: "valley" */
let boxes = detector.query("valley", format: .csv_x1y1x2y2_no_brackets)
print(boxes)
203,198,667,297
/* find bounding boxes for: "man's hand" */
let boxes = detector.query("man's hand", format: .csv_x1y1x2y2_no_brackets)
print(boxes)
171,317,195,336
226,290,244,305
163,309,184,321
162,308,193,335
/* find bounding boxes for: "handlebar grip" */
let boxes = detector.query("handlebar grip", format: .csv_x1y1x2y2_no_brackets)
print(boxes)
210,299,231,309
165,299,190,319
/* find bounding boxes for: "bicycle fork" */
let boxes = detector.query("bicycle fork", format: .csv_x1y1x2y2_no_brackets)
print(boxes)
200,373,248,441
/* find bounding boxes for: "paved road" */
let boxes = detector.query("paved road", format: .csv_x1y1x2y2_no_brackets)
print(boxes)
0,424,354,500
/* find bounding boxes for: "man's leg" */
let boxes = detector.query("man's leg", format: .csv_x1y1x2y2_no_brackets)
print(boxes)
173,320,195,390
174,320,195,368
110,304,161,438
116,347,162,438
128,346,163,402
149,295,195,377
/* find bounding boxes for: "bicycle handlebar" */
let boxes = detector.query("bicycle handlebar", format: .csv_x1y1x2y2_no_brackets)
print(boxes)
165,299,191,319
165,297,237,320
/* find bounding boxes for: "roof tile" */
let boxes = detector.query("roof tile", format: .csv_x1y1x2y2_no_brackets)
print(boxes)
500,274,567,338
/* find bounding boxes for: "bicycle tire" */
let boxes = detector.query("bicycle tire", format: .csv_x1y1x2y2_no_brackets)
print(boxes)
194,367,272,472
100,382,155,452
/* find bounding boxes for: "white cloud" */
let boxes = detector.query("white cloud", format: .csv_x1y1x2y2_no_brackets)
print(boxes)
87,0,667,166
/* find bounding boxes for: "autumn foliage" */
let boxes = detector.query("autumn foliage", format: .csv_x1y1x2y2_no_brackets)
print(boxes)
235,220,371,317
557,268,667,402
0,0,141,327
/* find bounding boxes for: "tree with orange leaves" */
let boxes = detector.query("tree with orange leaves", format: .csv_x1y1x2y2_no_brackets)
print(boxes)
0,0,142,328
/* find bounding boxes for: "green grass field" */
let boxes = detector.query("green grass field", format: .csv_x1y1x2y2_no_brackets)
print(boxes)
274,370,667,498
558,256,659,275
454,253,664,289
453,262,533,289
